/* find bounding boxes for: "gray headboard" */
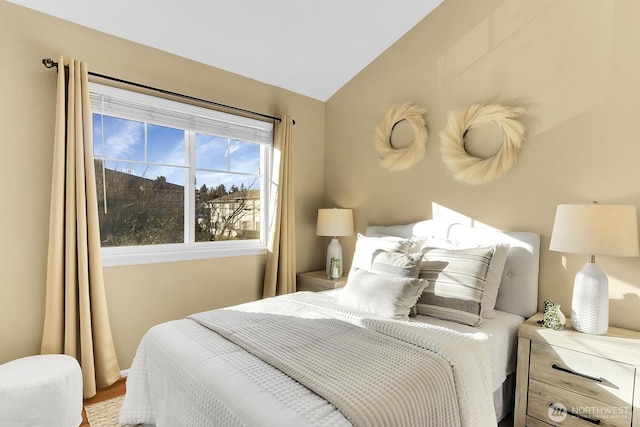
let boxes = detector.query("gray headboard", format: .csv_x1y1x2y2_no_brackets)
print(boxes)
365,219,540,319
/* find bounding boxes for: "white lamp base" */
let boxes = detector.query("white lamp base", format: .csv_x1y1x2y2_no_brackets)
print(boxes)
571,262,609,334
325,238,343,279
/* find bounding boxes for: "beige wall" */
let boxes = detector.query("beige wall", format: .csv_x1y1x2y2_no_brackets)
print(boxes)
0,1,326,368
325,0,640,331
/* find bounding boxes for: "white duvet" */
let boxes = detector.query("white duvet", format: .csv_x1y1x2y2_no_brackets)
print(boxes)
120,291,497,427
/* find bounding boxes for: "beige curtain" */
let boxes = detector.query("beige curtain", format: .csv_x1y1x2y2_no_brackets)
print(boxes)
41,56,121,398
263,115,296,297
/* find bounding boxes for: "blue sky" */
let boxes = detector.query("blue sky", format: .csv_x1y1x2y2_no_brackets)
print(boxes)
93,114,261,191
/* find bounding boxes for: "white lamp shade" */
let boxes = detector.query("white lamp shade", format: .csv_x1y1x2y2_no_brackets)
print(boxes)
316,208,354,237
549,204,639,257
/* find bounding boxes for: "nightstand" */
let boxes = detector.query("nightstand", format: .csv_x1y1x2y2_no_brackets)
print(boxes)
296,270,348,292
514,313,640,427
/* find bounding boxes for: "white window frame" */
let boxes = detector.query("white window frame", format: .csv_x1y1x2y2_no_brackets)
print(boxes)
90,83,273,267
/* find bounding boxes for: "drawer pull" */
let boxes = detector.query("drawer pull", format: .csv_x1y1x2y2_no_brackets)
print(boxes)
551,363,604,383
549,403,602,425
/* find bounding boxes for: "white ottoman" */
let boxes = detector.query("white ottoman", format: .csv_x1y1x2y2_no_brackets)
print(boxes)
0,354,83,427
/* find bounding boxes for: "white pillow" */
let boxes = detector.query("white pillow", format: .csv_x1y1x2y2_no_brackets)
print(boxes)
339,268,427,319
364,231,428,254
420,238,509,319
369,251,423,278
350,234,415,272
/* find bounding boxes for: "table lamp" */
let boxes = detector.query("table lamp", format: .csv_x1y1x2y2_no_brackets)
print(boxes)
549,202,639,334
316,208,354,279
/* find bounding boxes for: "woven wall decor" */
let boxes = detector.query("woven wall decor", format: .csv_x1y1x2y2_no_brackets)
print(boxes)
440,104,525,185
374,103,428,171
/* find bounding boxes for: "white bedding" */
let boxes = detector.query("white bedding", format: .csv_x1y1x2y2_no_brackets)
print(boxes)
121,291,499,427
412,308,523,391
411,309,522,422
324,288,523,421
121,318,350,427
321,288,523,391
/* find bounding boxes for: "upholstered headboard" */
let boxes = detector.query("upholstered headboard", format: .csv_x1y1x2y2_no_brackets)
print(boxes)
365,219,541,319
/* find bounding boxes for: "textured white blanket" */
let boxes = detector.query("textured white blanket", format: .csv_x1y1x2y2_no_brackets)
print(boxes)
121,292,496,426
191,301,459,426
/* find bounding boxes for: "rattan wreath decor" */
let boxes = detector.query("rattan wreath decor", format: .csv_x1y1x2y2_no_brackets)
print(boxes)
374,103,428,171
440,104,525,185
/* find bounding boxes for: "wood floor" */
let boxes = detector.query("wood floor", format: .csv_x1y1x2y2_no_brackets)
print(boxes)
80,377,126,427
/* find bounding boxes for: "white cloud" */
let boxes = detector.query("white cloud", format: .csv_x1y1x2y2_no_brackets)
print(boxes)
103,119,144,159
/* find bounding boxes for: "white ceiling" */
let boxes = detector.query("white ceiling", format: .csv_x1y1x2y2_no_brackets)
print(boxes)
9,0,444,101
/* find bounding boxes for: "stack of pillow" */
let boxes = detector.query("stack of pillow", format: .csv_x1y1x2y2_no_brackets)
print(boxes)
338,233,510,326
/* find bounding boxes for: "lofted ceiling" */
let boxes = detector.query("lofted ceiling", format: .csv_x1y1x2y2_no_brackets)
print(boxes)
8,0,444,101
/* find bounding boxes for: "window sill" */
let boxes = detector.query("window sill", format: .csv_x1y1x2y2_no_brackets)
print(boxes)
101,241,266,267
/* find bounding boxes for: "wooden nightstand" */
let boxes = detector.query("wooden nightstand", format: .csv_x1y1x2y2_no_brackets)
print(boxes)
514,313,640,427
296,270,348,292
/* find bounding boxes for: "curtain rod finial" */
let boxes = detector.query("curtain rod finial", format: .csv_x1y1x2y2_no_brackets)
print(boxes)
42,58,58,69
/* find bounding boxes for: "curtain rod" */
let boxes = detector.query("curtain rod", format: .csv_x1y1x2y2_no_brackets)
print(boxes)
42,58,287,124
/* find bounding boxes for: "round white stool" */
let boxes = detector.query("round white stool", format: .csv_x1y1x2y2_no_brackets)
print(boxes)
0,354,83,427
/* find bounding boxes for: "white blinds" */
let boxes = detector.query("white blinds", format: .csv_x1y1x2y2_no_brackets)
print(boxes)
89,83,273,145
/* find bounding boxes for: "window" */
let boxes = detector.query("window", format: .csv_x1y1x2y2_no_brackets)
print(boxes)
90,83,273,266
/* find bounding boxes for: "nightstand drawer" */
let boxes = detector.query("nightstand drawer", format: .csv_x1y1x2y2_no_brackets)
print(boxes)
527,379,632,427
530,342,634,406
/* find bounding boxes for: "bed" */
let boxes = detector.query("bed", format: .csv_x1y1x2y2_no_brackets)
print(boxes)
120,219,540,427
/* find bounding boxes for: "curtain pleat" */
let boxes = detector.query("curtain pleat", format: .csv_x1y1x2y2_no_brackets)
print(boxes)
263,115,296,297
41,56,121,398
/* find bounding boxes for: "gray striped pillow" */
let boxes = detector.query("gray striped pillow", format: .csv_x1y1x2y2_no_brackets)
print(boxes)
416,246,494,326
